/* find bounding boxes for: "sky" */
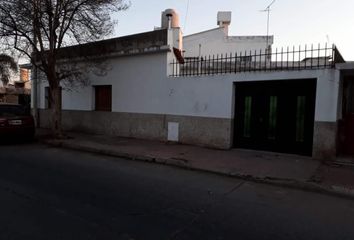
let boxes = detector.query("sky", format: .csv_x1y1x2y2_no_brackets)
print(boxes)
112,0,354,60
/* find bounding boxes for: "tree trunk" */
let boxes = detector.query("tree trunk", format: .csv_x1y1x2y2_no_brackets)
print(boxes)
47,65,63,138
50,85,62,138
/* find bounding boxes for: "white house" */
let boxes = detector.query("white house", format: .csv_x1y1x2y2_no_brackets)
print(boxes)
33,9,354,160
183,11,273,58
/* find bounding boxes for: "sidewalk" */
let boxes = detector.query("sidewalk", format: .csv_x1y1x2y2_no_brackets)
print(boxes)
37,129,354,199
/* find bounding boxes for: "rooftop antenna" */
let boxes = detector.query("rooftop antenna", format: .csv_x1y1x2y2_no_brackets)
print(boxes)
326,34,330,45
184,0,190,32
260,0,276,50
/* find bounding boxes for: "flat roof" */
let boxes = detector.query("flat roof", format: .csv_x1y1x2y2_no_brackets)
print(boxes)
37,29,168,60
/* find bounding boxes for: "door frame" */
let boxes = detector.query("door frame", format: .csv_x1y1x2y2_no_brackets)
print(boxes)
233,79,317,156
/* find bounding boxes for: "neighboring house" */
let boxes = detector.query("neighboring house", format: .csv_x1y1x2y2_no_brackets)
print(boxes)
183,11,273,58
33,9,354,160
0,67,31,105
15,68,31,89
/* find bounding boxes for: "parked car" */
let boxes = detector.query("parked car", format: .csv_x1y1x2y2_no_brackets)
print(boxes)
0,103,35,141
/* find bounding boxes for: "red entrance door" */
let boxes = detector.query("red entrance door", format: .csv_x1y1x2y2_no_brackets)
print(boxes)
339,76,354,156
340,115,354,155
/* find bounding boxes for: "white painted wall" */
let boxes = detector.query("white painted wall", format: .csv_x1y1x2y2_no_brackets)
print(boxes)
314,69,340,122
38,53,169,113
168,52,340,122
183,27,273,58
36,50,341,123
61,87,93,111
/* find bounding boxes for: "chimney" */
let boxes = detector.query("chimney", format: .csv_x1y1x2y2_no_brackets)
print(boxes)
166,13,173,29
217,11,232,36
161,9,180,29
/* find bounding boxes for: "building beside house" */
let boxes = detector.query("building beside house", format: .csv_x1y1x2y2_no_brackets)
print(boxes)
183,11,273,58
0,67,31,105
16,68,31,89
33,9,354,160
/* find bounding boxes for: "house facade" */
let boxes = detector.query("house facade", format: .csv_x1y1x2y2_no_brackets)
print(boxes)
33,9,354,160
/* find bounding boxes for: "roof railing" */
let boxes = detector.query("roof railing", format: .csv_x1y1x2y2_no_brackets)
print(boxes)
171,44,344,77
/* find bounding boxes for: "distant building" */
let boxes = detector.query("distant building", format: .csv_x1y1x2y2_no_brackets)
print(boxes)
183,11,273,58
14,68,31,89
0,66,31,105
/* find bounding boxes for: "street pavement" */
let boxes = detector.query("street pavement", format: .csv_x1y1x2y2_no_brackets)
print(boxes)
1,142,354,240
38,129,354,198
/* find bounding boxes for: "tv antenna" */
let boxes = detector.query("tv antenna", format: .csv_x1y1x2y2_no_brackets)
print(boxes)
184,0,191,32
260,0,276,49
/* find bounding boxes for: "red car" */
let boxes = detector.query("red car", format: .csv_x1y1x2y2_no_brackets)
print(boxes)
0,103,35,141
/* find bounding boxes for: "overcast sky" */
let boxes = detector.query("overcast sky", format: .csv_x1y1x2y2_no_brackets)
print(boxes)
113,0,354,60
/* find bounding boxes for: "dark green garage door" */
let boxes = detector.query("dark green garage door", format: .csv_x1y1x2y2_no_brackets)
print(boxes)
234,79,317,156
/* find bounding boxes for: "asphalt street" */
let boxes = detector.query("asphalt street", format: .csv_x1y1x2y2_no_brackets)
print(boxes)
1,142,354,240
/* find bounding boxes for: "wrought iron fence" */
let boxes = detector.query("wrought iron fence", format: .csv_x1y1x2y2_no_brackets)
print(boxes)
170,44,345,77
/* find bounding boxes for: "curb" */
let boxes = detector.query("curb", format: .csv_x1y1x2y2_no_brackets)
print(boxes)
326,160,354,170
41,139,354,201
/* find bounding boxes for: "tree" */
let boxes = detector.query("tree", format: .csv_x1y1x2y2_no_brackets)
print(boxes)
0,0,129,137
0,54,17,86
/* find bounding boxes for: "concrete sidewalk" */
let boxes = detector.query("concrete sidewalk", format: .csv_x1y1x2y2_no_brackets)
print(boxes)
37,129,354,199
